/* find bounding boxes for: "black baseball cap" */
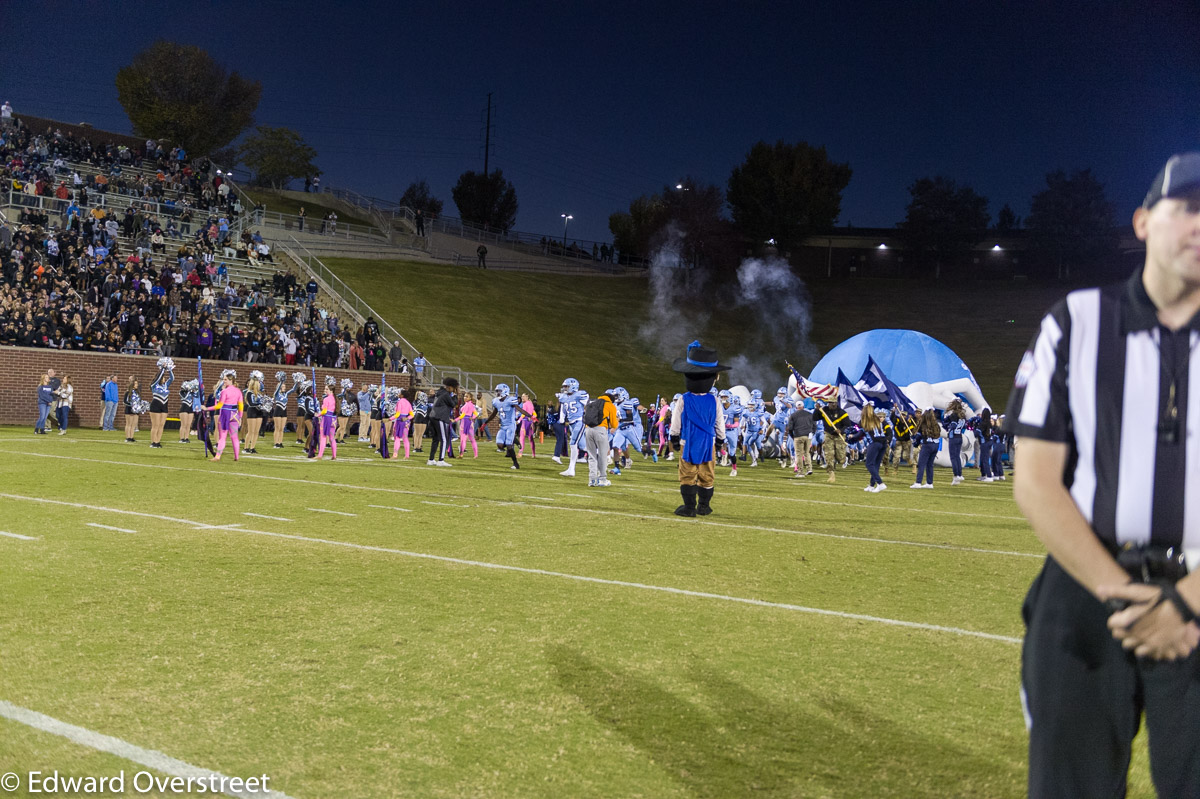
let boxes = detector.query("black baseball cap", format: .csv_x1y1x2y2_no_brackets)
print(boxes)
1143,153,1200,208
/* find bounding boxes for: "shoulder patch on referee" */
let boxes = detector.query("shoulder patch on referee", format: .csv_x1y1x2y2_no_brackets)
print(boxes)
1014,350,1035,388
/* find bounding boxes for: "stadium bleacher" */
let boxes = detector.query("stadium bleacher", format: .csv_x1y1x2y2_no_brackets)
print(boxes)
0,116,395,369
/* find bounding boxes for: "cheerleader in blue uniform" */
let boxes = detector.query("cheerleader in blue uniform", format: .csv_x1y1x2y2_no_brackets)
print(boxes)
297,379,315,446
271,372,299,449
148,357,175,448
337,379,356,444
178,379,200,443
243,370,267,454
910,409,941,488
123,376,146,442
942,399,968,486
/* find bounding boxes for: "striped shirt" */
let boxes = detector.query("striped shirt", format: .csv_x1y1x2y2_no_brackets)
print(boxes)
1006,267,1200,548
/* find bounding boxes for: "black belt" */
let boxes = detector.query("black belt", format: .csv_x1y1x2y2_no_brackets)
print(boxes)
1104,540,1189,584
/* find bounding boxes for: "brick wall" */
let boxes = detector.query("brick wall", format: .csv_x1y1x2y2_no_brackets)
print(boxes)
1,347,412,429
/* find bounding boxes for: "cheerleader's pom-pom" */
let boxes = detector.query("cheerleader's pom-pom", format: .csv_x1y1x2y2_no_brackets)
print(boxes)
292,372,306,384
325,375,337,387
157,357,175,370
275,371,287,382
250,370,264,383
340,378,353,389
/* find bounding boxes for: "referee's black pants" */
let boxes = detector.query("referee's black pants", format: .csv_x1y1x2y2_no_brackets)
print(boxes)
1023,557,1200,798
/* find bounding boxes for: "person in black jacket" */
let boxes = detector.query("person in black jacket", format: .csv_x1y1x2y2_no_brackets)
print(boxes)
426,377,458,466
785,403,814,476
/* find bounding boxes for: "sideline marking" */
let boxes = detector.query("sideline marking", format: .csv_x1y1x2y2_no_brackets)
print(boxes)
367,504,411,512
0,492,1021,645
0,530,37,540
244,512,293,522
0,454,1040,559
306,508,357,517
87,523,136,534
0,700,298,799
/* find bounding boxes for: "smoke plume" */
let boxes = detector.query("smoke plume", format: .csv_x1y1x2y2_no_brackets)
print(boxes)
727,255,817,390
637,223,710,360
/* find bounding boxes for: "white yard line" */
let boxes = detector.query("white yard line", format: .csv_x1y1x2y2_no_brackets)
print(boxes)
519,496,556,501
0,530,37,540
205,526,1023,645
421,501,471,508
367,504,411,512
306,508,357,517
0,454,1041,559
0,491,1020,643
86,523,136,534
0,700,297,799
243,513,292,522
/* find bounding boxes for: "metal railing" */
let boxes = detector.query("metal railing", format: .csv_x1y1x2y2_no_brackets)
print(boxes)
277,235,532,397
3,185,245,230
246,207,390,243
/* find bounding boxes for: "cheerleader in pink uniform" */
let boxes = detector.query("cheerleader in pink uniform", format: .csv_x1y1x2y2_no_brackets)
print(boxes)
206,369,244,462
315,382,338,460
455,392,479,458
390,388,415,459
517,392,538,458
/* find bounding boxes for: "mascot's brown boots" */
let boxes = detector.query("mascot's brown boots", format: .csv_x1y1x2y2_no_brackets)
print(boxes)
696,487,714,516
675,485,698,517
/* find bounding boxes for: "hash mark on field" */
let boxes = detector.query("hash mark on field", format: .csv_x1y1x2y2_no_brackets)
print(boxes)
306,507,357,517
0,530,37,540
243,512,293,522
0,700,299,799
422,501,470,508
555,493,593,498
87,523,136,534
520,496,556,501
368,504,412,512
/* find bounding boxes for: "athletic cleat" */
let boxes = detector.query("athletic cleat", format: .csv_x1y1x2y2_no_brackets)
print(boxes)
910,483,923,489
559,469,575,477
552,456,562,464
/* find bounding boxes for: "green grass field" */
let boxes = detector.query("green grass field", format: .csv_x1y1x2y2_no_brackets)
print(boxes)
325,257,1072,406
0,429,1159,797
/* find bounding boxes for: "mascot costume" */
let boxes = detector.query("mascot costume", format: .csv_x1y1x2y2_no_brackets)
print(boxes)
668,340,731,518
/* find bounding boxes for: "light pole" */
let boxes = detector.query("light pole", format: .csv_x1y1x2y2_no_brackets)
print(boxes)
561,214,573,249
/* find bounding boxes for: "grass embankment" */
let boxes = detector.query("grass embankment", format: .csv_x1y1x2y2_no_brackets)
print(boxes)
242,188,375,228
326,257,1070,404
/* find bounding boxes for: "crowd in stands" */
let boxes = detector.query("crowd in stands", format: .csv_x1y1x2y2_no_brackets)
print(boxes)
0,115,398,370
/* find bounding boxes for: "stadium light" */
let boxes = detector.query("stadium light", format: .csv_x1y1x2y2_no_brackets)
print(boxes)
561,214,573,248
992,244,1003,251
877,243,888,250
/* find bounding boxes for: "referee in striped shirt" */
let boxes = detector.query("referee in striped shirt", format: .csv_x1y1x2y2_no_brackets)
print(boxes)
1009,153,1200,798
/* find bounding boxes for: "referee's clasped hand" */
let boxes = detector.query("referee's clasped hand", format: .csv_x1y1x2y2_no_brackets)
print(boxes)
1098,583,1200,661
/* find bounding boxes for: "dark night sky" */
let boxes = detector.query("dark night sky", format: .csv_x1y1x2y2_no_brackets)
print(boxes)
4,1,1198,243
